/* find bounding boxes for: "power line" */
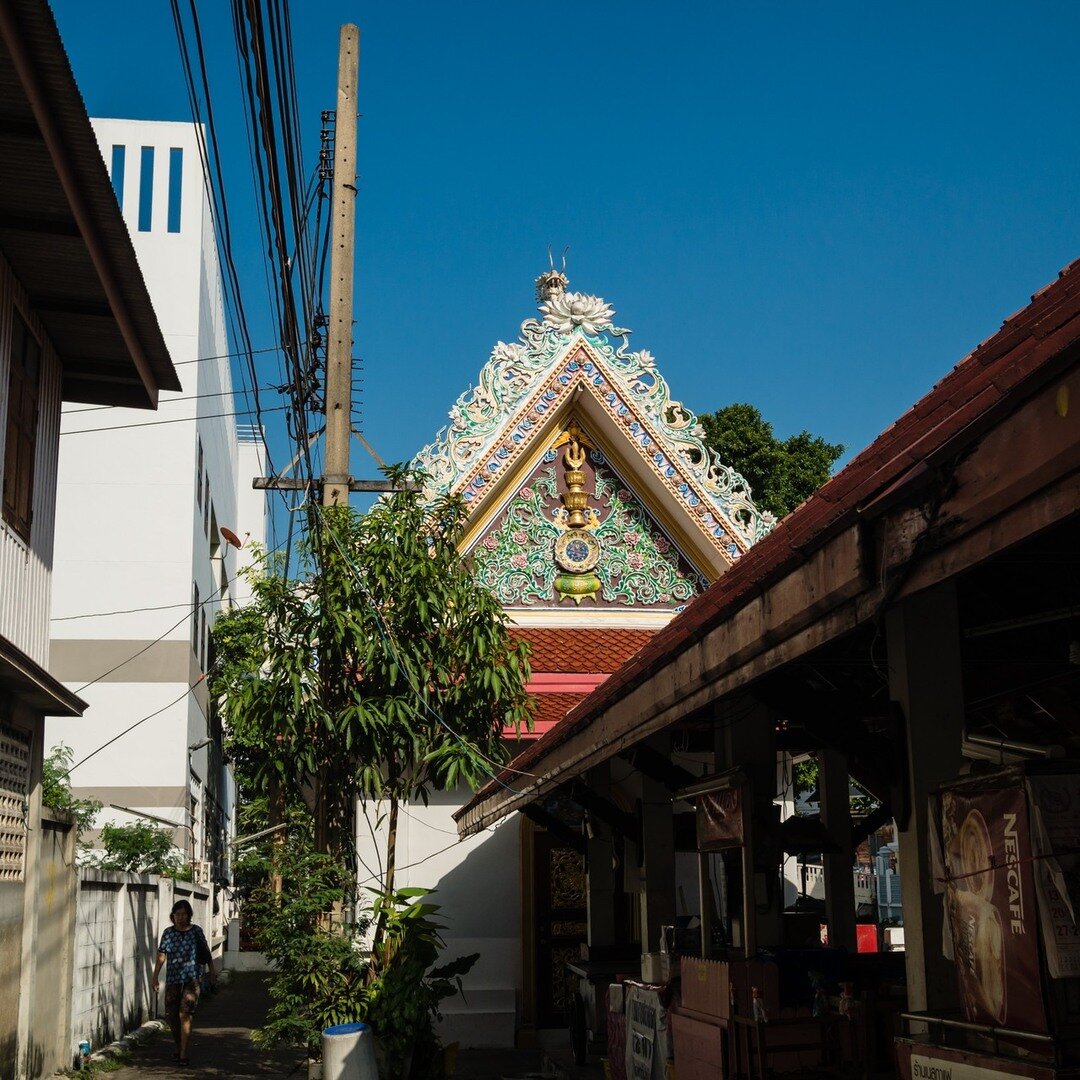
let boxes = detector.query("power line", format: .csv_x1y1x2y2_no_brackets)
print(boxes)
172,344,282,368
231,0,325,507
52,601,195,622
63,382,282,414
65,675,209,777
170,0,293,557
60,404,288,436
68,535,289,692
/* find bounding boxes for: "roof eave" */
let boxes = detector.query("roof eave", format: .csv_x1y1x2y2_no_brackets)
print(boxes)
0,634,85,717
0,0,179,408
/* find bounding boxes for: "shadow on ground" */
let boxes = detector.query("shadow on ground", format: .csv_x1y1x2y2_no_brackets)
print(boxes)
104,972,306,1079
104,972,549,1080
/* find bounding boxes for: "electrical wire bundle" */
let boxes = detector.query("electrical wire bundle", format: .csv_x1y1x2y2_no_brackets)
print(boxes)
169,0,334,565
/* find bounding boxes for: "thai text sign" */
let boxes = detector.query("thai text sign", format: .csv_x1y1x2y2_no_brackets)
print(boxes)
1027,773,1080,978
623,985,670,1080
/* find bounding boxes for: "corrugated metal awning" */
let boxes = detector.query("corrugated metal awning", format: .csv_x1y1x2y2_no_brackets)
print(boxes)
0,0,179,408
0,633,84,716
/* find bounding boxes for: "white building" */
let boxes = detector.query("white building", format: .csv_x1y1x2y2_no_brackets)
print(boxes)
47,118,267,882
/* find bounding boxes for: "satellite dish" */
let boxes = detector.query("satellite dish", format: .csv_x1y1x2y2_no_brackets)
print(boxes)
220,526,244,550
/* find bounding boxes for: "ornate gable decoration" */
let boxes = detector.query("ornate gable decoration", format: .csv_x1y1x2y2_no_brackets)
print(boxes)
471,431,710,610
414,274,775,566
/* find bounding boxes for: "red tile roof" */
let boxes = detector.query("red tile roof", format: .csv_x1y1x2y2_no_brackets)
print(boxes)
463,257,1080,811
505,692,589,740
509,627,656,674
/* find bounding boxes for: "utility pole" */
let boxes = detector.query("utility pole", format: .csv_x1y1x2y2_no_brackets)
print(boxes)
322,23,359,508
251,24,364,864
314,23,359,857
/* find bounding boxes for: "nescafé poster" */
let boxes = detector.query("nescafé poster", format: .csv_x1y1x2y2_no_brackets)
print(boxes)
940,783,1047,1034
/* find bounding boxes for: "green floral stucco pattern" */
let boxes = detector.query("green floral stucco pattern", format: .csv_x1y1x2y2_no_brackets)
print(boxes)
469,450,707,609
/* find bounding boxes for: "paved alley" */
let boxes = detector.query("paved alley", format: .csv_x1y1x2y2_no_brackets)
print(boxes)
100,972,549,1080
104,973,306,1079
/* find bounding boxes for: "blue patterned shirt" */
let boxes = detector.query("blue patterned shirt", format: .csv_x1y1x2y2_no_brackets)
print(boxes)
158,925,207,985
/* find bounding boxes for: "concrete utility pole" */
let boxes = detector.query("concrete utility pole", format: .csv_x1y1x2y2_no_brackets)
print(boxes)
254,24,398,498
322,23,359,508
314,23,360,857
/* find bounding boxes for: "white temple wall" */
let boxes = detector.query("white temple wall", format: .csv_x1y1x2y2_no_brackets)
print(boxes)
357,785,521,1048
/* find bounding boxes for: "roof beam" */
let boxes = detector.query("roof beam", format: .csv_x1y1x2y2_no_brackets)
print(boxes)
568,780,641,845
521,804,585,854
0,212,80,236
618,745,697,792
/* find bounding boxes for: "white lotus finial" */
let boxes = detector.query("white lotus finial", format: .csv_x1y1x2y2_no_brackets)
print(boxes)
540,291,616,336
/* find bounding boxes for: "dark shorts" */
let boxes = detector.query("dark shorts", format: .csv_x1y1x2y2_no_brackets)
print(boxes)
165,979,201,1019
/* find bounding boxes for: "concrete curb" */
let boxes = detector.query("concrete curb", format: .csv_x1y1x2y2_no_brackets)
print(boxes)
86,1018,168,1066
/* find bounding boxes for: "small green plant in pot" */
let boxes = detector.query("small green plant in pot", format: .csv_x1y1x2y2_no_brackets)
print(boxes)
366,887,478,1080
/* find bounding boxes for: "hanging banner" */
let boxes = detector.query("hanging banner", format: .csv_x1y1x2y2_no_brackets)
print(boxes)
938,782,1048,1034
697,785,745,849
1026,773,1080,978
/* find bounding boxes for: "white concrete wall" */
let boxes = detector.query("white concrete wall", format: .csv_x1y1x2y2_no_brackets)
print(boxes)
70,870,212,1059
357,787,521,1048
48,119,265,873
233,431,268,603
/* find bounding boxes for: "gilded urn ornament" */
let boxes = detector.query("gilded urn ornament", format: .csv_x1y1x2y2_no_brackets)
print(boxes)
553,424,602,603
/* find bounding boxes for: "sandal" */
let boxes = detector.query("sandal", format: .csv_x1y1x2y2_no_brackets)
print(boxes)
179,1058,190,1067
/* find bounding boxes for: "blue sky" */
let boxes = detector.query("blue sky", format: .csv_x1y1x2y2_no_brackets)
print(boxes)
53,1,1080,502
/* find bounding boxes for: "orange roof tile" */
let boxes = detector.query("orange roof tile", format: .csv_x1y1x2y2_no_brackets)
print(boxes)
510,627,656,674
504,691,587,740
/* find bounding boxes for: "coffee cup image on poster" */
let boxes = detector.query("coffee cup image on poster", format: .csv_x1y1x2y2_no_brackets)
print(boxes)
939,784,1048,1034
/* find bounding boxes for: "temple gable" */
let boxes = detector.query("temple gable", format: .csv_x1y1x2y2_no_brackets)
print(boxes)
415,272,774,589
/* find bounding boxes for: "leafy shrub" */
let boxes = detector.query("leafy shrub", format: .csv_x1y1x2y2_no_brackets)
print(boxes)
366,888,478,1080
247,843,371,1052
246,840,477,1079
41,743,101,847
99,821,189,878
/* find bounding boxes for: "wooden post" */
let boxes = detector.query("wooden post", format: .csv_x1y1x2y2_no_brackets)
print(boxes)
322,23,359,509
886,581,964,1013
718,697,782,953
585,764,616,948
819,748,857,951
639,743,675,954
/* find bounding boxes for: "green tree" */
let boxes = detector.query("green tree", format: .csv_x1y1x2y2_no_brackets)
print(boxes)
99,821,189,877
698,403,844,519
217,465,531,1070
219,463,533,911
41,743,101,848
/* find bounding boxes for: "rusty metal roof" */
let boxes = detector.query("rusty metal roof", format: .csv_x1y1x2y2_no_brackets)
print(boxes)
0,0,178,407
